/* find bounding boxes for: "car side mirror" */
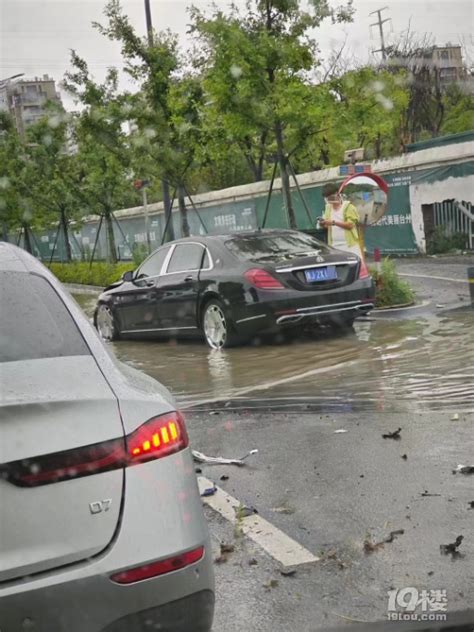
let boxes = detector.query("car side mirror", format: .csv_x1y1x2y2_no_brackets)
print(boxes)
122,270,135,283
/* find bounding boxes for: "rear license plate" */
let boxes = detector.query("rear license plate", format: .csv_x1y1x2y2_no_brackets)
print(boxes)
304,266,337,283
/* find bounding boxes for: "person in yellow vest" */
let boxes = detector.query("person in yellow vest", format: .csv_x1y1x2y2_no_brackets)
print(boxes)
319,183,364,259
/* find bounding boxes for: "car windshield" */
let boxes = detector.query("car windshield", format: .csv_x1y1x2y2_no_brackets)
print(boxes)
0,272,90,363
225,233,331,262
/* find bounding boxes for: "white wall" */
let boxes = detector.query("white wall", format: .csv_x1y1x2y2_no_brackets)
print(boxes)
409,174,474,252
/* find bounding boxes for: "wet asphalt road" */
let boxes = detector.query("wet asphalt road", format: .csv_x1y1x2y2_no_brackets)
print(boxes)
72,258,474,630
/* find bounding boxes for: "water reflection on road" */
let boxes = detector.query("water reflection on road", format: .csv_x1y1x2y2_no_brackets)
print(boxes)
75,294,473,412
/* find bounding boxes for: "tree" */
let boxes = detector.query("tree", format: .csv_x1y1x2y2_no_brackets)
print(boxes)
95,0,206,239
190,0,354,228
64,54,135,262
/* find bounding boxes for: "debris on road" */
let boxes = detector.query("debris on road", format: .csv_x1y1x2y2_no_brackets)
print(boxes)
263,579,279,590
220,475,230,481
272,506,295,515
334,429,348,434
280,568,297,577
382,428,402,440
452,464,474,475
201,486,217,497
401,454,408,460
451,413,460,421
248,558,258,566
192,448,258,467
235,505,258,518
195,468,202,474
421,490,441,497
440,535,464,556
468,501,474,510
209,411,221,415
364,529,405,553
214,542,235,564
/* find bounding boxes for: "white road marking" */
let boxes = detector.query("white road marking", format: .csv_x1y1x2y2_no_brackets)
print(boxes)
398,273,467,284
198,476,319,567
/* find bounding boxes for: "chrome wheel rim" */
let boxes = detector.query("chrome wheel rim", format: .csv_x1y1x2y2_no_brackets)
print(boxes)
97,305,115,341
204,304,227,349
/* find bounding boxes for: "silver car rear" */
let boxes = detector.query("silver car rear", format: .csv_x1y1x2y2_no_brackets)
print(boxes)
0,243,214,631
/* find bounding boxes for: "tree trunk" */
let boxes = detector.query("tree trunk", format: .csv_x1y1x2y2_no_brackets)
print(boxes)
178,184,190,238
1,221,9,242
22,223,33,254
275,121,297,229
162,178,175,242
104,209,117,263
60,205,72,262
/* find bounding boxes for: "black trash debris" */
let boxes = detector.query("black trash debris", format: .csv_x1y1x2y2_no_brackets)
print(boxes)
401,454,408,460
440,535,463,556
280,569,297,577
452,464,474,475
235,505,258,518
421,490,441,497
220,475,230,481
382,428,402,440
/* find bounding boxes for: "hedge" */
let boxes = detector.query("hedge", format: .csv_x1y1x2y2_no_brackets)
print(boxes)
48,262,133,288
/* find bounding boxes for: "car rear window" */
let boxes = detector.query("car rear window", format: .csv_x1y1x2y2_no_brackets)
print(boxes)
225,233,330,262
0,272,90,363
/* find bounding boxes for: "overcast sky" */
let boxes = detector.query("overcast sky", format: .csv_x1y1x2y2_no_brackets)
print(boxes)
1,0,472,109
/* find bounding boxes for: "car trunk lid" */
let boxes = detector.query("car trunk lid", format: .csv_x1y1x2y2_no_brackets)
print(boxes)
270,251,359,291
0,356,124,582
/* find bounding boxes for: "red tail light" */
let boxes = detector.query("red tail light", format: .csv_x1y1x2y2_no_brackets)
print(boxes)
127,412,188,463
244,268,284,290
111,546,204,584
1,412,189,488
359,259,370,279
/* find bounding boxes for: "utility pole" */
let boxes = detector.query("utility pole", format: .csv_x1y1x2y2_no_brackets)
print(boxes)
144,0,154,47
143,0,175,242
370,7,392,60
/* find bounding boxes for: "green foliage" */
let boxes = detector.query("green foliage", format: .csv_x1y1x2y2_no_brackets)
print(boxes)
370,259,415,308
132,243,149,267
48,262,132,287
426,226,469,254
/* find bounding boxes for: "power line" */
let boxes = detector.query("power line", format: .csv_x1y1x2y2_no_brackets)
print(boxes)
369,6,392,60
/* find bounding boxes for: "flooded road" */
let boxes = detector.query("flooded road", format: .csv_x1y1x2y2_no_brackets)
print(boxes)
75,294,473,412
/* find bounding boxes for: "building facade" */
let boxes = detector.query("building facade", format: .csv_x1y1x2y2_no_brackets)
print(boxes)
0,75,62,136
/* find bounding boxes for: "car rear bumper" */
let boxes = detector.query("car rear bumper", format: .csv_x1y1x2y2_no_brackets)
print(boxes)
0,451,215,632
232,278,375,334
103,590,214,632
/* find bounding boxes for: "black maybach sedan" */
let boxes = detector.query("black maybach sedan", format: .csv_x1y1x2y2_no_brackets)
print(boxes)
94,229,375,349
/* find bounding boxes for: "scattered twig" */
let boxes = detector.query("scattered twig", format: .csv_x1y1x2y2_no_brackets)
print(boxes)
382,428,402,440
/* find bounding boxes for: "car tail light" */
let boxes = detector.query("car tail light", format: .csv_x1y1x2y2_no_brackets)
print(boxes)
1,412,189,488
110,546,204,585
127,412,188,463
359,259,370,279
244,268,284,289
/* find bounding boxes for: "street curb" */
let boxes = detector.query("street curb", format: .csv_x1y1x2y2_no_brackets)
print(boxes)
64,283,103,294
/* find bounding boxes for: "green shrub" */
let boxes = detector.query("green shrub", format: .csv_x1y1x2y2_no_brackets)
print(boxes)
427,227,469,254
370,258,415,308
48,262,133,287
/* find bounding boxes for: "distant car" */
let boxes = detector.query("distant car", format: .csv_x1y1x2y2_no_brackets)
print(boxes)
95,229,375,349
0,243,214,632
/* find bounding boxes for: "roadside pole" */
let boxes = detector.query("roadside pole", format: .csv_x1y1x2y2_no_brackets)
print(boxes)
143,187,151,254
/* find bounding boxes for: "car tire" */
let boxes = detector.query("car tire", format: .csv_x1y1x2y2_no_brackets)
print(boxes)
201,299,239,350
95,303,120,341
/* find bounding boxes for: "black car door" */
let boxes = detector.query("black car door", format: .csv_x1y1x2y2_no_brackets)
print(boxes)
155,243,209,331
113,246,171,333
